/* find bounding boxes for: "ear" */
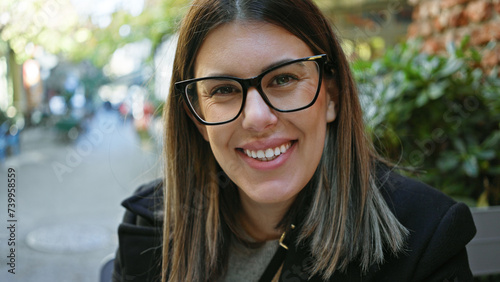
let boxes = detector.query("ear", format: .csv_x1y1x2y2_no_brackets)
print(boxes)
325,78,338,123
184,104,209,141
326,99,336,123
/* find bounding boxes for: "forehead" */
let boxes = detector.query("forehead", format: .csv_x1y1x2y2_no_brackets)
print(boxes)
194,21,314,78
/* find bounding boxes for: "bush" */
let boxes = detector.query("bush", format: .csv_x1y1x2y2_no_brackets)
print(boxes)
353,38,500,206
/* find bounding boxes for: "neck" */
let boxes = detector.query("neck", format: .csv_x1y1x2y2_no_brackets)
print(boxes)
238,193,295,242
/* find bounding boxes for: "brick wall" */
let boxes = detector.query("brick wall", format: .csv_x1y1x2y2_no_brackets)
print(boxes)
407,0,500,70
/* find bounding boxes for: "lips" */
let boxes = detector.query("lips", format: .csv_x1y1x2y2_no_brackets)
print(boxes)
242,141,292,162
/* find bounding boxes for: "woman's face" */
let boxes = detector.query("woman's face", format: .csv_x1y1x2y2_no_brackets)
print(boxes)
193,21,336,207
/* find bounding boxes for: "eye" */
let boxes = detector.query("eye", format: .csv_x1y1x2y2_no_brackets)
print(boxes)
271,74,298,87
210,85,240,96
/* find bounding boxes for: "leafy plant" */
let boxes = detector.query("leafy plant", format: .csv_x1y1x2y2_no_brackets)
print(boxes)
353,38,500,206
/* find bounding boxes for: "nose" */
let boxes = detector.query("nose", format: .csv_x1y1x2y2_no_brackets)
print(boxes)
241,88,278,131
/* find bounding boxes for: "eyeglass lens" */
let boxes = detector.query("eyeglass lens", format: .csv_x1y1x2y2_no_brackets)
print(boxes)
185,60,320,124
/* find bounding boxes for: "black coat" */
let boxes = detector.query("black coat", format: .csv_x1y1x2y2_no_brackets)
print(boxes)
112,171,476,281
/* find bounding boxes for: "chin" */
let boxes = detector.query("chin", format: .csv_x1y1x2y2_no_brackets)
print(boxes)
245,184,301,205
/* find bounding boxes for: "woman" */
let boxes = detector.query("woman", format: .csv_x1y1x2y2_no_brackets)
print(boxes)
113,0,477,281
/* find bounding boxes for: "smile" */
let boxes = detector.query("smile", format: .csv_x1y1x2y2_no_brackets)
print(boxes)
243,141,292,162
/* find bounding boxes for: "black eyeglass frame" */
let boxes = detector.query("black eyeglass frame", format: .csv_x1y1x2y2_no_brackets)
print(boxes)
174,54,328,126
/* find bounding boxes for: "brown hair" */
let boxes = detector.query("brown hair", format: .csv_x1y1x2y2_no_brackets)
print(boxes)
162,0,408,281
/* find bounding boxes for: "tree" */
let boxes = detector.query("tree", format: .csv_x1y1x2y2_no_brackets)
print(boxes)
0,0,188,118
1,0,188,65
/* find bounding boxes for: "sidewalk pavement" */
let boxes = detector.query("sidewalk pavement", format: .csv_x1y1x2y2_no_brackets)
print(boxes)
0,109,162,282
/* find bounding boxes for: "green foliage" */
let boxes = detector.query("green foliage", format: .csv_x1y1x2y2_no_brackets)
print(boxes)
0,0,189,65
71,0,189,66
353,38,500,206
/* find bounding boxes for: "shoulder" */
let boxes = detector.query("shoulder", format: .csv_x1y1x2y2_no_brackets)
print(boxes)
120,178,164,226
375,168,477,281
377,168,474,235
378,168,457,220
113,179,164,282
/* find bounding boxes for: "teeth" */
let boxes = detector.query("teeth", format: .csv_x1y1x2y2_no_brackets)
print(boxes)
257,150,265,158
280,144,286,153
265,149,274,158
243,142,292,161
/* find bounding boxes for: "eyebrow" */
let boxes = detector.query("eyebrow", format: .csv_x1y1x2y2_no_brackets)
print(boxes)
262,58,295,72
200,57,296,78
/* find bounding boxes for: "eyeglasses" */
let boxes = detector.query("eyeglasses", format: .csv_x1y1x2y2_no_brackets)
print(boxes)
175,54,328,125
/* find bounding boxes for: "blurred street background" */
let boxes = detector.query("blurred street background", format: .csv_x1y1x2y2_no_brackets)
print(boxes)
0,0,499,281
0,107,162,281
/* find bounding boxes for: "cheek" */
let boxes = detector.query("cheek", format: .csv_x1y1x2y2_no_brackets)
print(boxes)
302,93,330,154
205,128,221,149
306,90,331,129
305,119,327,157
205,127,232,161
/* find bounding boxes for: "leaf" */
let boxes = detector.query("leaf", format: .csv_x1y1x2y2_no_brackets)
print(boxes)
459,36,471,50
437,58,464,78
476,190,489,207
437,153,460,171
481,130,500,148
428,82,447,100
416,92,429,107
462,156,479,177
419,57,440,79
476,150,496,160
471,49,482,63
472,68,483,81
453,139,467,154
488,67,499,80
381,84,396,101
446,41,457,56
